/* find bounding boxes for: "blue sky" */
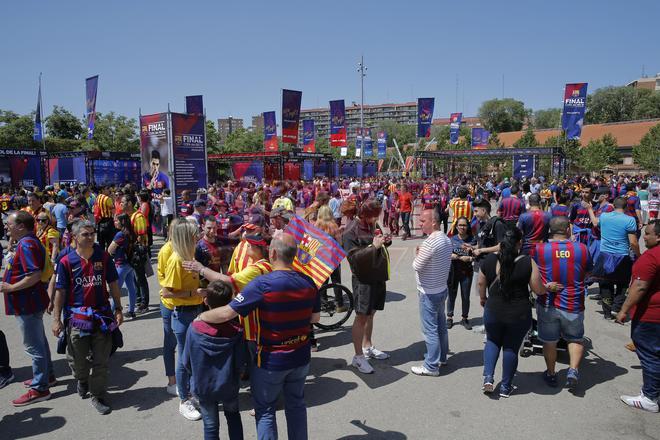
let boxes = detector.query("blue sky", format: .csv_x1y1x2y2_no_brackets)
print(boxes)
1,0,658,124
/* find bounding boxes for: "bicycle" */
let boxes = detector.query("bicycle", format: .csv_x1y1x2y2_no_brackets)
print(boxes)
313,283,354,330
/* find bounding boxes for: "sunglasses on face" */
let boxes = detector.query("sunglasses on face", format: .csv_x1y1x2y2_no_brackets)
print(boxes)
37,218,49,223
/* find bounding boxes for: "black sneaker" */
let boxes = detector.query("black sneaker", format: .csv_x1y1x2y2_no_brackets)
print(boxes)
499,384,514,398
0,372,15,390
77,381,89,399
461,318,472,330
543,370,558,387
446,318,453,329
91,397,111,415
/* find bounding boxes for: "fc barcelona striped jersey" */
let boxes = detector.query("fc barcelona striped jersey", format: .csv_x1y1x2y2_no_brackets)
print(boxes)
229,269,319,371
3,234,49,316
533,240,592,313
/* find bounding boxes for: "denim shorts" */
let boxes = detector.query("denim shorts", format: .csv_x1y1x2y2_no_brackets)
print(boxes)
536,304,584,343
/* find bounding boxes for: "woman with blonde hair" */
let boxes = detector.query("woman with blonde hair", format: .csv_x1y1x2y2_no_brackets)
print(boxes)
159,219,205,421
315,205,346,311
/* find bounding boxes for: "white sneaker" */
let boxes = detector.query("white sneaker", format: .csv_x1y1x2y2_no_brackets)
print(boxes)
410,365,439,377
363,346,390,360
166,384,178,397
620,392,659,413
179,399,202,420
351,355,374,374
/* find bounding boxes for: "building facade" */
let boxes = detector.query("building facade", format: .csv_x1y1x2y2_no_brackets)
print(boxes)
217,117,244,143
626,74,660,91
251,114,264,133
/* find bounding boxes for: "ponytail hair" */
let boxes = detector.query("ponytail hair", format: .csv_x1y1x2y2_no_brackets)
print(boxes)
497,226,523,299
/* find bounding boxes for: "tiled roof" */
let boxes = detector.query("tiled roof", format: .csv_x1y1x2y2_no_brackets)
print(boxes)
432,116,481,125
497,119,660,147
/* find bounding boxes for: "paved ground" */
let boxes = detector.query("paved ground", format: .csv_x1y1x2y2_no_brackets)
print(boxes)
1,226,659,439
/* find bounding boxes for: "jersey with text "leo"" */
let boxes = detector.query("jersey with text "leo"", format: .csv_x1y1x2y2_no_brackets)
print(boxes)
533,240,592,313
55,244,119,310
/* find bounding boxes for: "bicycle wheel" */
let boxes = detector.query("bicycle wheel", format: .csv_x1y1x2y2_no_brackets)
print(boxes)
314,283,354,330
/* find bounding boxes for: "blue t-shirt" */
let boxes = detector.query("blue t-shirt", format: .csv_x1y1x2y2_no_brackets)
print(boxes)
111,231,130,266
599,211,637,256
51,203,69,229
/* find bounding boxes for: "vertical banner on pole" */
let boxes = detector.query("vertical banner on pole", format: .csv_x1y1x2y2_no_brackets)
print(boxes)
363,128,373,157
449,112,462,145
417,98,435,138
282,89,302,145
140,113,171,195
471,127,490,149
86,75,99,140
329,100,347,147
355,128,362,158
302,119,315,153
513,154,535,179
263,111,278,152
377,131,387,159
185,95,204,115
34,80,43,141
171,113,207,212
561,83,588,140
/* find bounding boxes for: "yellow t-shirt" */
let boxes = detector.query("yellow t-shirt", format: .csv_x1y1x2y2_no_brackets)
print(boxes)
227,240,252,275
160,251,202,310
157,241,173,285
38,227,60,259
230,259,273,292
272,196,294,212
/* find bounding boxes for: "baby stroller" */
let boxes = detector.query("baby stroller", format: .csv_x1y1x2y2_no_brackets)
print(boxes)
520,318,568,357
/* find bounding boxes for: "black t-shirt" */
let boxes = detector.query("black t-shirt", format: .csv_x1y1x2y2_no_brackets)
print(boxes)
482,253,533,323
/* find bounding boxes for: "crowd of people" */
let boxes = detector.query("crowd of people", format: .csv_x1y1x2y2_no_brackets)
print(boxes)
0,172,658,439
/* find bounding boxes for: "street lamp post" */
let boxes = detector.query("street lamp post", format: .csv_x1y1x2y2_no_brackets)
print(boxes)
357,55,367,163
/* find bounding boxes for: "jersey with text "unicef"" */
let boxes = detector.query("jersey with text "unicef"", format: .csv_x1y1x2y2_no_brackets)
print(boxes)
229,270,319,371
533,240,592,313
55,244,119,310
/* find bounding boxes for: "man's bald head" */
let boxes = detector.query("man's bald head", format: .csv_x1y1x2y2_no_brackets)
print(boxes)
270,233,297,265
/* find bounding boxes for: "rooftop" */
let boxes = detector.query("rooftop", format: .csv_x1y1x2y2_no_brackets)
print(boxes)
301,102,417,113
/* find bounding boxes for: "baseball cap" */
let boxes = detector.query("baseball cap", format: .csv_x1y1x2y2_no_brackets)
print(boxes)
270,206,294,220
193,199,207,208
244,213,265,230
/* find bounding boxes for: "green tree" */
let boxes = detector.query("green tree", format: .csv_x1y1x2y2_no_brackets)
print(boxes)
206,120,220,153
633,123,660,173
533,108,561,129
579,134,619,173
45,105,84,139
223,128,263,153
88,112,139,152
513,127,538,148
478,98,530,132
585,86,660,124
377,120,416,148
0,110,34,147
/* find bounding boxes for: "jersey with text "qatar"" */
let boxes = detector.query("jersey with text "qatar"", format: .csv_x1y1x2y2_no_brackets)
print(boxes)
534,240,592,313
55,244,119,311
229,270,319,371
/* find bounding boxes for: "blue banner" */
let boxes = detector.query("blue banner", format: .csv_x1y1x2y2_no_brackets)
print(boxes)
355,128,362,157
263,111,278,152
186,95,204,115
34,79,43,141
417,98,435,138
513,154,535,179
449,112,462,145
86,75,98,140
282,89,302,144
329,100,347,147
471,127,490,149
302,119,315,152
171,113,207,212
363,128,373,157
561,83,588,140
377,131,387,159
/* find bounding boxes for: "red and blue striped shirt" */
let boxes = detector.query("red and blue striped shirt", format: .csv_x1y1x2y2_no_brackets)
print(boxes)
497,196,525,222
2,234,49,316
550,204,570,218
534,240,592,313
518,210,551,253
229,270,319,371
55,244,118,310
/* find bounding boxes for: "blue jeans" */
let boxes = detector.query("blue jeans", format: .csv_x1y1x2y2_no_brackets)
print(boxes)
198,398,243,440
483,307,531,388
401,212,411,236
251,363,310,440
160,304,177,378
16,312,54,391
632,320,660,400
418,290,449,372
116,264,138,313
172,305,203,399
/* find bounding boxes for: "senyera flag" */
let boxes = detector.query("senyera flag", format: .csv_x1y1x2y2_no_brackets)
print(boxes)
417,97,434,138
86,75,99,140
377,131,387,159
329,99,347,147
263,111,278,152
285,215,346,288
302,119,315,153
449,112,462,145
561,83,588,140
471,127,489,149
282,89,302,144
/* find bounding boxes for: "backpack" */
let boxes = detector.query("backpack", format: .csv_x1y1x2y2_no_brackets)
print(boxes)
478,216,511,249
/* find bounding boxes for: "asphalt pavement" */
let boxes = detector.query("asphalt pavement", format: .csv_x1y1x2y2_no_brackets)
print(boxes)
1,226,659,439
